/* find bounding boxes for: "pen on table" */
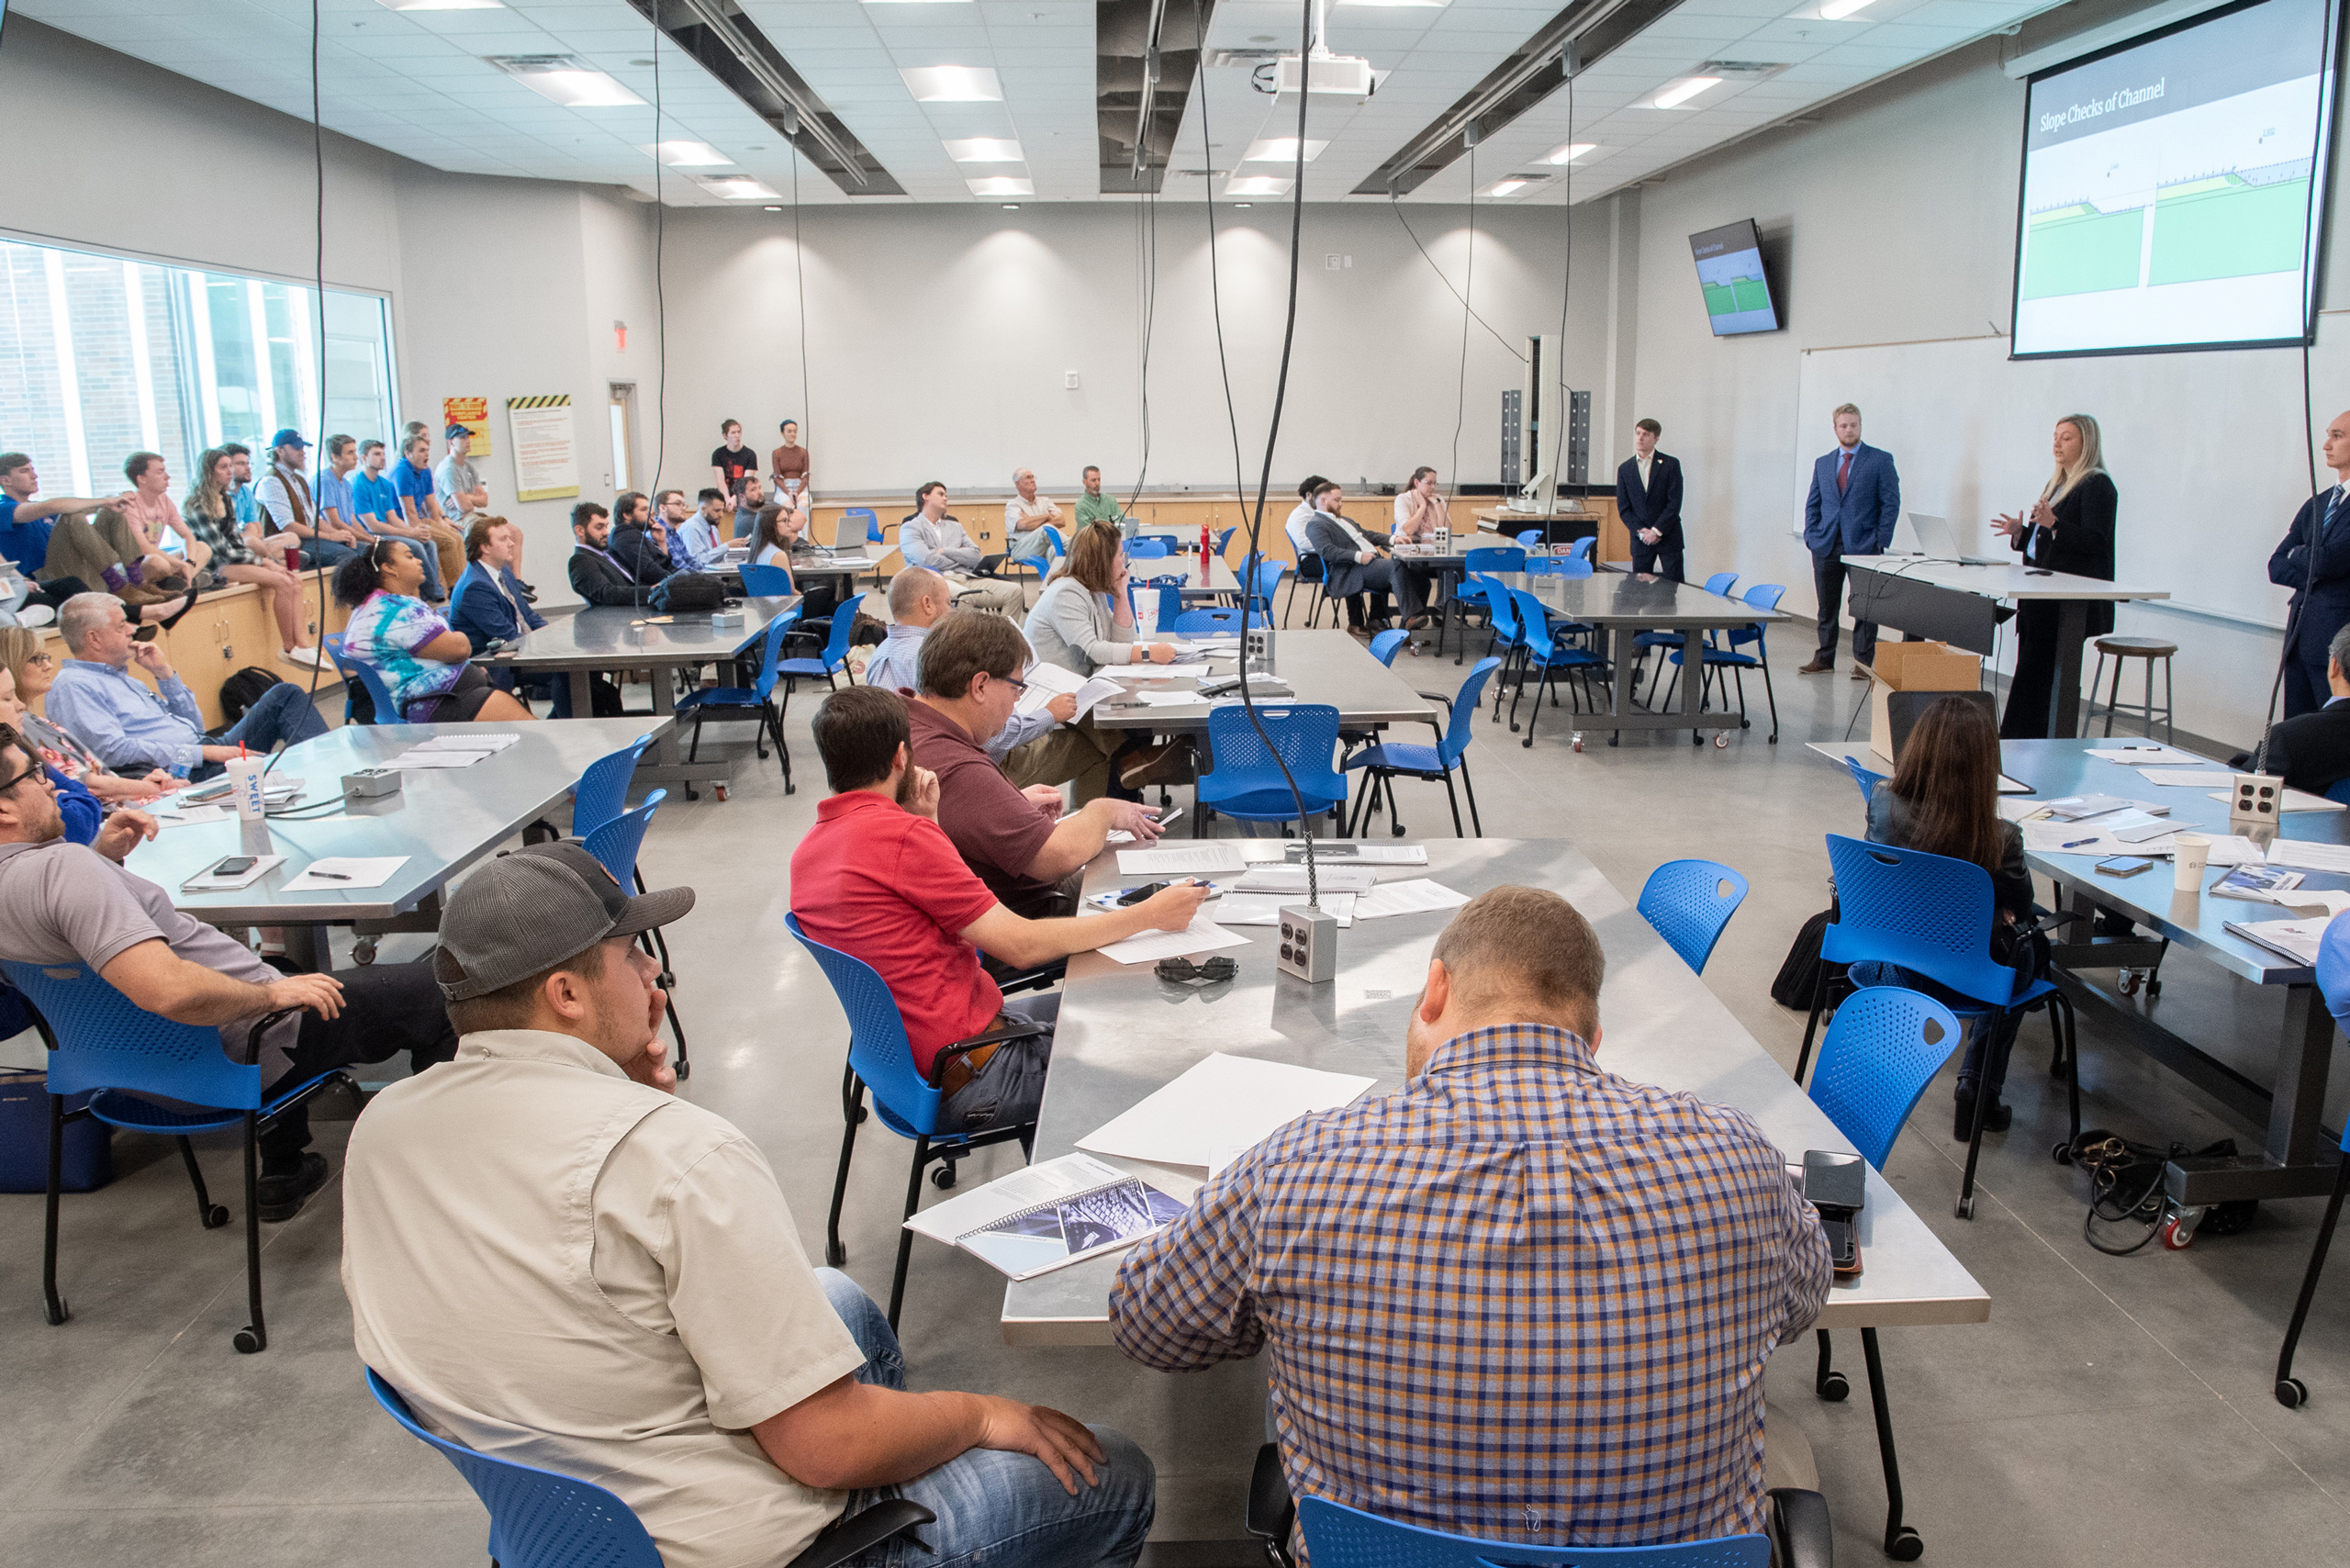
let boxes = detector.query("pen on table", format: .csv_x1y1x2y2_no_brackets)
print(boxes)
2062,838,2099,849
308,870,352,881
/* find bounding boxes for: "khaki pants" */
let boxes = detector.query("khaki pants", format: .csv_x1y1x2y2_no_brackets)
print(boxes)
944,573,1025,616
420,519,464,588
1003,714,1125,805
39,510,183,600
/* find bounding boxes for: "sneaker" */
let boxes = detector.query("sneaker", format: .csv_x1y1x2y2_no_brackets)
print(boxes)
1952,1092,2013,1141
282,644,329,666
255,1152,330,1222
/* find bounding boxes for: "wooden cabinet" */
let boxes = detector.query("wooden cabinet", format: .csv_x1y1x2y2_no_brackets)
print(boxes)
33,581,350,729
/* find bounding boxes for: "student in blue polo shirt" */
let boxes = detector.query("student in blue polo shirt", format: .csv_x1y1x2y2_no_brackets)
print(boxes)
391,431,464,588
0,452,132,612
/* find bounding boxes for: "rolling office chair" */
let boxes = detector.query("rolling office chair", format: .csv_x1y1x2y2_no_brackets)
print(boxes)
323,633,402,725
1636,859,1751,975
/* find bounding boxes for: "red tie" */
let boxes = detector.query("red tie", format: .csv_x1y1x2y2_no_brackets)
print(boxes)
1837,451,1852,496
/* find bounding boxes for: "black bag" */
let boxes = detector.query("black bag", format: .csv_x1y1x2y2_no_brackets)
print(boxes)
651,573,724,613
1772,905,1843,1011
217,665,283,725
0,1070,114,1193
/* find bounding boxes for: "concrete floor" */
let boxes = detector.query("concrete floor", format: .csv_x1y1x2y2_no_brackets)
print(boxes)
6,603,2350,1567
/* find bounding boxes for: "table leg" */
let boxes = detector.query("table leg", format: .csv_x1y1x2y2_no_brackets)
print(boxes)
567,669,592,717
2268,983,2337,1170
2052,600,2089,739
1861,1328,1923,1561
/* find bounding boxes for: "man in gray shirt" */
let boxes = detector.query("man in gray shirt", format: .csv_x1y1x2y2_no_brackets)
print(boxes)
900,482,1022,614
433,424,487,521
0,722,456,1219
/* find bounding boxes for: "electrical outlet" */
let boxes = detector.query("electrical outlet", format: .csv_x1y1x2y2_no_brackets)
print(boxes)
2230,772,2284,833
1065,371,1080,389
1277,904,1338,983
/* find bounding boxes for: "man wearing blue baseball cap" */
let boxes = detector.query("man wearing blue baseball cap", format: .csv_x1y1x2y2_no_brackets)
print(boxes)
256,429,360,571
434,424,487,523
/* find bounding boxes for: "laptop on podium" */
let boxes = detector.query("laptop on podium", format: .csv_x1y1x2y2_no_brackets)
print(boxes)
1908,512,2003,566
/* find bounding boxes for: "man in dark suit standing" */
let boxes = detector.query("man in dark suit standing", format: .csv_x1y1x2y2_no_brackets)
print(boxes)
1615,419,1684,581
1798,402,1901,678
2243,623,2350,798
2267,409,2350,718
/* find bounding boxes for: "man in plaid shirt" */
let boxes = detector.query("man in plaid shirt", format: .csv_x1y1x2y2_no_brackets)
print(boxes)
1110,886,1831,1551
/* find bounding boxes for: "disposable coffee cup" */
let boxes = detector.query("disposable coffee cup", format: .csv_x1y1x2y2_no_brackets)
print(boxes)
2172,832,2211,892
225,755,267,822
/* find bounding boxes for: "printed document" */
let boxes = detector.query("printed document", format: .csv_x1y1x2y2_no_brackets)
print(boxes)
1078,1052,1379,1170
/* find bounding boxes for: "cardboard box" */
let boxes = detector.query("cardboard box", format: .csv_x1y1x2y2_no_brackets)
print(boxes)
1865,641,1985,764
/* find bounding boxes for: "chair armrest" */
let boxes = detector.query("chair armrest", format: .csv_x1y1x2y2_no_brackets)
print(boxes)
784,1499,937,1568
1244,1442,1296,1568
230,1007,307,1067
925,1020,1053,1086
2015,906,2089,942
1768,1487,1833,1568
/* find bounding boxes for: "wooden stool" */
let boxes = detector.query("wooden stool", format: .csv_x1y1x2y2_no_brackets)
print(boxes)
2085,634,2177,742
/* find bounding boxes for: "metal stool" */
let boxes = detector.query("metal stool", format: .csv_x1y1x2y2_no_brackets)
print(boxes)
2084,634,2177,742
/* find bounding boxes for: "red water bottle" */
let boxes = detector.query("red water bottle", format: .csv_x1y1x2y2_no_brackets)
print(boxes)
1200,519,1213,585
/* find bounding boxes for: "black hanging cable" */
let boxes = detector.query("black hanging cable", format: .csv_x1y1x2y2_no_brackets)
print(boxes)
1229,0,1324,901
1192,0,1247,504
1539,70,1576,524
1389,198,1523,363
1124,176,1159,516
650,32,667,505
267,0,330,776
791,139,812,462
1449,144,1475,492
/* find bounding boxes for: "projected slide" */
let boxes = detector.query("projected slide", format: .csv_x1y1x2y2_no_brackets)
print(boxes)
2011,0,2336,358
1690,220,1780,336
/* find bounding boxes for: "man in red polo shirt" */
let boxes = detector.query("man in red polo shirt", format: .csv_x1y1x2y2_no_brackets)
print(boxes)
906,610,1165,922
792,686,1210,1133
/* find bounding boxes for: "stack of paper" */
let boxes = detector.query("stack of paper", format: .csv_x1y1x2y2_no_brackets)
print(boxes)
2266,841,2350,874
1078,1052,1379,1171
2088,745,2212,767
1353,879,1474,919
1016,663,1125,722
1211,891,1356,926
387,734,519,770
2225,917,2330,967
1094,916,1253,966
1117,845,1248,875
1233,866,1382,895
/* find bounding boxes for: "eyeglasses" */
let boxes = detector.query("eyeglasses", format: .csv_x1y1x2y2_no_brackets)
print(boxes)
0,756,49,797
26,653,54,668
1155,956,1237,984
997,674,1029,695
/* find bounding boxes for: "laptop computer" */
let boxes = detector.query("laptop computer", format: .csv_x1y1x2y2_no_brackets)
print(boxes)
1908,512,2003,566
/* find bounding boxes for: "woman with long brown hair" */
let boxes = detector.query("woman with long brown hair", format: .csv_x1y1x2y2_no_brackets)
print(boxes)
1018,522,1185,798
185,445,320,664
1851,694,2037,1138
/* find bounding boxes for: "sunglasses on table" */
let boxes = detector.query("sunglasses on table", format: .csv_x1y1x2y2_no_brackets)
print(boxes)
1155,956,1237,984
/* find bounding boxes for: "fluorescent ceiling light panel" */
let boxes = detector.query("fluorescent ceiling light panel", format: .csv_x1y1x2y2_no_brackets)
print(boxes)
1242,137,1327,162
642,140,733,166
376,0,503,11
967,176,1034,196
1818,0,1874,15
1342,0,1443,6
1225,174,1293,196
901,66,1003,101
488,58,646,107
1651,75,1723,109
696,175,780,199
1488,179,1530,196
945,137,1024,162
1544,141,1596,164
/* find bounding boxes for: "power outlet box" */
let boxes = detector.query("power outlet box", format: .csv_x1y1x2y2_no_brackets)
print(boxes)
1245,626,1276,671
2230,772,2284,833
1277,903,1338,983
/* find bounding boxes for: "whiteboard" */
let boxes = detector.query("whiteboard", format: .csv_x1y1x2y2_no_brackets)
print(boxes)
1789,325,2350,629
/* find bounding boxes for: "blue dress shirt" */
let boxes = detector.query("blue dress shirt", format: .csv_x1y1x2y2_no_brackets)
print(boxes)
860,622,1055,761
45,659,210,774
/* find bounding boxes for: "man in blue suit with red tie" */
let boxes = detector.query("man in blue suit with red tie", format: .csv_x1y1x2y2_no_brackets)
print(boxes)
1798,403,1901,678
2268,409,2350,718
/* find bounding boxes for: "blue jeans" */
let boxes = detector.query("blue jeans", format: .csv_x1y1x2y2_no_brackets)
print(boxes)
189,682,330,781
815,1270,1155,1568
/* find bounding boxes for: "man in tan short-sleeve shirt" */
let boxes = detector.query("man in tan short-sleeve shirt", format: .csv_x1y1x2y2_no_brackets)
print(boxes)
341,843,1156,1568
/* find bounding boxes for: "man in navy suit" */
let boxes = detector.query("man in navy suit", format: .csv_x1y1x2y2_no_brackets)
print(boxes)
1615,419,1684,580
2268,409,2350,718
1798,403,1901,678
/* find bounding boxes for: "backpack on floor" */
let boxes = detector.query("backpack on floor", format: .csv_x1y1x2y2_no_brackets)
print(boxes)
1771,905,1843,1011
217,666,283,726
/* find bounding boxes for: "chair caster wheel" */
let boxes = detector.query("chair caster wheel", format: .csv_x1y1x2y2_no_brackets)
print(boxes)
1818,1372,1850,1402
1521,738,1534,749
675,1061,691,1081
1740,719,1752,730
45,1297,68,1327
352,935,378,967
2053,1141,2073,1165
1713,733,1729,748
1768,734,1778,744
933,1164,958,1190
1886,1526,1923,1562
2146,978,2162,998
855,1105,868,1123
825,1240,847,1267
685,786,699,801
203,1204,230,1228
785,781,797,795
2160,1209,2202,1249
2277,1377,2309,1408
233,1327,263,1354
2119,968,2141,996
1955,1195,1975,1220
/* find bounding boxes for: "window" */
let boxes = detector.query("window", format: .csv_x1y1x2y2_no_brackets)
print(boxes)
0,235,397,495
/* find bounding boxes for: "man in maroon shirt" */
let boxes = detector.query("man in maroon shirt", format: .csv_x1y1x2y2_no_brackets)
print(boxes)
907,610,1167,921
791,687,1210,1133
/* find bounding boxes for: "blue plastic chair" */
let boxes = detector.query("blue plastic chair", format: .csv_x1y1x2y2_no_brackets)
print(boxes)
1522,556,1594,578
1472,574,1524,720
769,588,867,752
2,958,355,1354
1445,547,1524,660
1504,588,1606,747
1002,523,1067,589
1175,608,1245,636
1637,859,1751,974
737,559,795,598
2328,778,2350,807
2277,920,2350,1406
1691,584,1788,744
1844,754,1888,808
785,913,1043,1327
572,733,655,837
1215,525,1237,557
364,1368,939,1568
1569,535,1596,561
1242,557,1289,618
1198,702,1347,829
1368,629,1409,666
579,789,691,1074
847,507,886,587
1292,1490,1825,1568
1804,834,2079,1219
1797,984,1964,1554
1286,551,1327,628
324,632,403,725
1637,572,1737,700
1515,529,1542,549
1345,657,1502,837
1126,537,1170,560
675,606,803,796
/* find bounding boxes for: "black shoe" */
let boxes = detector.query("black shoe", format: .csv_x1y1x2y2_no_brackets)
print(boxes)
1952,1093,2013,1141
255,1152,330,1222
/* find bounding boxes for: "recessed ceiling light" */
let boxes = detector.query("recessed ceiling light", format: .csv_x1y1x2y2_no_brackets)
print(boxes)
763,205,783,211
1002,203,1022,209
1242,137,1327,162
968,175,1034,196
487,57,645,106
1544,141,1597,165
945,137,1024,162
1818,0,1874,15
1225,174,1293,197
695,174,781,200
1488,180,1528,197
901,65,1003,101
1651,74,1724,109
641,140,733,166
1235,201,1252,207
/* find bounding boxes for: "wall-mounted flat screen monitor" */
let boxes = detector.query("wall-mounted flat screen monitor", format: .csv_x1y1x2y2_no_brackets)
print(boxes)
2010,0,2340,358
1689,219,1781,336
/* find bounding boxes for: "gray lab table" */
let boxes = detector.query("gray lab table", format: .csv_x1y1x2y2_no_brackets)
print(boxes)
1127,553,1240,603
1086,629,1438,740
1997,738,2350,1207
1841,556,2169,738
1490,571,1787,744
135,717,671,968
490,596,799,793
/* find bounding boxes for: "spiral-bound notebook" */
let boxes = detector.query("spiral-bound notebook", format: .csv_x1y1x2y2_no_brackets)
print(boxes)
901,1154,1195,1281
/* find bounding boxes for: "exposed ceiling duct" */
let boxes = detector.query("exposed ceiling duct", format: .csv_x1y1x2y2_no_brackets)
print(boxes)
1097,0,1220,194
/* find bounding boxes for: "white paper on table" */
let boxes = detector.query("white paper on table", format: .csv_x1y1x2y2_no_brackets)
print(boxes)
2022,822,2169,857
2274,888,2350,917
2132,768,2235,787
2205,789,2348,813
900,1152,1202,1281
1117,844,1248,875
2087,745,2212,766
1211,891,1356,927
413,733,520,753
180,854,285,891
385,750,486,770
1077,1051,1379,1170
1134,688,1217,708
151,802,234,828
1353,879,1475,919
1232,866,1382,895
2266,840,2350,874
1015,666,1125,723
281,856,409,891
1093,917,1254,966
1315,844,1430,865
2204,835,2268,868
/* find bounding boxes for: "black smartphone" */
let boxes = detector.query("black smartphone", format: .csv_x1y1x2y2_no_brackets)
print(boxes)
1819,1214,1860,1273
2095,856,2154,877
207,856,259,878
1804,1149,1866,1213
1117,880,1171,906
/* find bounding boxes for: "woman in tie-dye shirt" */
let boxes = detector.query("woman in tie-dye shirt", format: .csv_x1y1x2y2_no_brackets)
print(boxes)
332,541,535,724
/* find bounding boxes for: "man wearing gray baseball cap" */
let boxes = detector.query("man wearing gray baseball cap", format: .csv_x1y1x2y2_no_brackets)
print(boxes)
341,843,1153,1568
